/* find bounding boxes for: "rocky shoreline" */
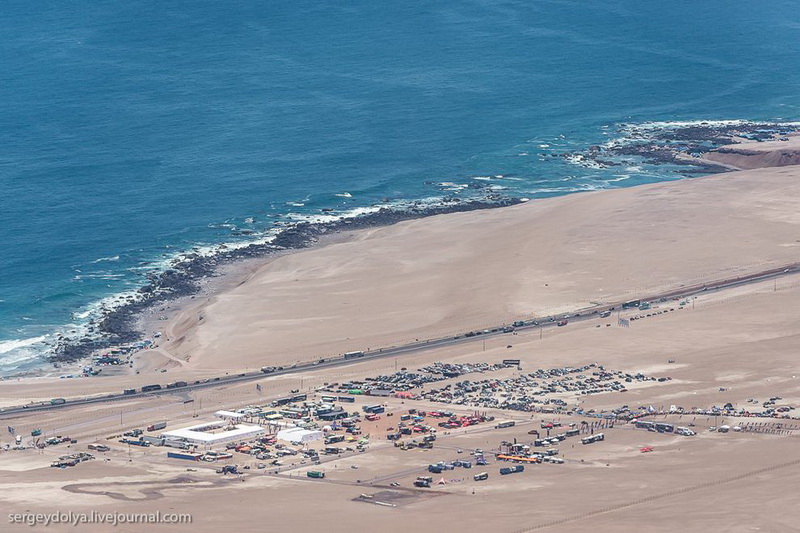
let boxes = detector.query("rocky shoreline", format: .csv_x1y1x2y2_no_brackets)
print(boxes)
563,121,800,173
48,196,522,363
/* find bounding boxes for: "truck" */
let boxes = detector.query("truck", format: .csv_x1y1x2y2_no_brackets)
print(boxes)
500,465,524,475
141,384,162,393
600,310,612,318
414,476,432,488
123,388,136,395
121,439,150,447
473,472,489,481
344,351,365,359
307,471,325,479
495,421,516,429
167,451,202,461
87,444,110,452
147,421,167,432
260,366,276,374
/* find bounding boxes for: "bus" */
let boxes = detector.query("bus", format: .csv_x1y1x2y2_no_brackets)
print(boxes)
337,396,355,403
344,351,365,359
495,421,516,429
473,472,489,481
363,405,384,414
320,396,337,403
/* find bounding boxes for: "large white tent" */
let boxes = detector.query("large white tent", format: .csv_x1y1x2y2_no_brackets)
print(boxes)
162,420,264,446
276,427,323,443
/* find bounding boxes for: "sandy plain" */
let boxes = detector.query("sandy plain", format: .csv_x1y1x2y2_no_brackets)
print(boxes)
1,140,800,532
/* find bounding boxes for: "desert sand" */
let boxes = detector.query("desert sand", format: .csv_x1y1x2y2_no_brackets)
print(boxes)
702,134,800,170
150,164,800,373
1,140,800,532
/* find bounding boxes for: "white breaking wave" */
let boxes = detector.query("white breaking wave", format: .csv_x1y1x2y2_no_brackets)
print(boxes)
91,255,120,263
0,336,47,355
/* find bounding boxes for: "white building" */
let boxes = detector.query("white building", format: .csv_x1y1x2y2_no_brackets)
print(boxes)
162,420,264,446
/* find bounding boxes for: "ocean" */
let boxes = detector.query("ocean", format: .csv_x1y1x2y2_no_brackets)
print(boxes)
2,1,799,373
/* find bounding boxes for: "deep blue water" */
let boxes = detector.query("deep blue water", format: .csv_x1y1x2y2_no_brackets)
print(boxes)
2,1,799,372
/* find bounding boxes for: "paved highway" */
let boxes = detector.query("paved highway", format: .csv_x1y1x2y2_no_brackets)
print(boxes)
1,262,797,419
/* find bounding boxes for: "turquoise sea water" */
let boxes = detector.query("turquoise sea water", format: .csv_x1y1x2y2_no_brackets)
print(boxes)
2,1,799,372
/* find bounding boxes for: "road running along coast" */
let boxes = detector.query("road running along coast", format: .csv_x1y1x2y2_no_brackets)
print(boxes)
1,262,797,418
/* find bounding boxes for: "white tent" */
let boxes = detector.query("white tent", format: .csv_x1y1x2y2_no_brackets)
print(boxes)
215,410,246,421
276,427,323,443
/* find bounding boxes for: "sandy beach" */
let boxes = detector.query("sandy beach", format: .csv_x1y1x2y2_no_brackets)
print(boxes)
146,163,800,374
1,139,800,532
